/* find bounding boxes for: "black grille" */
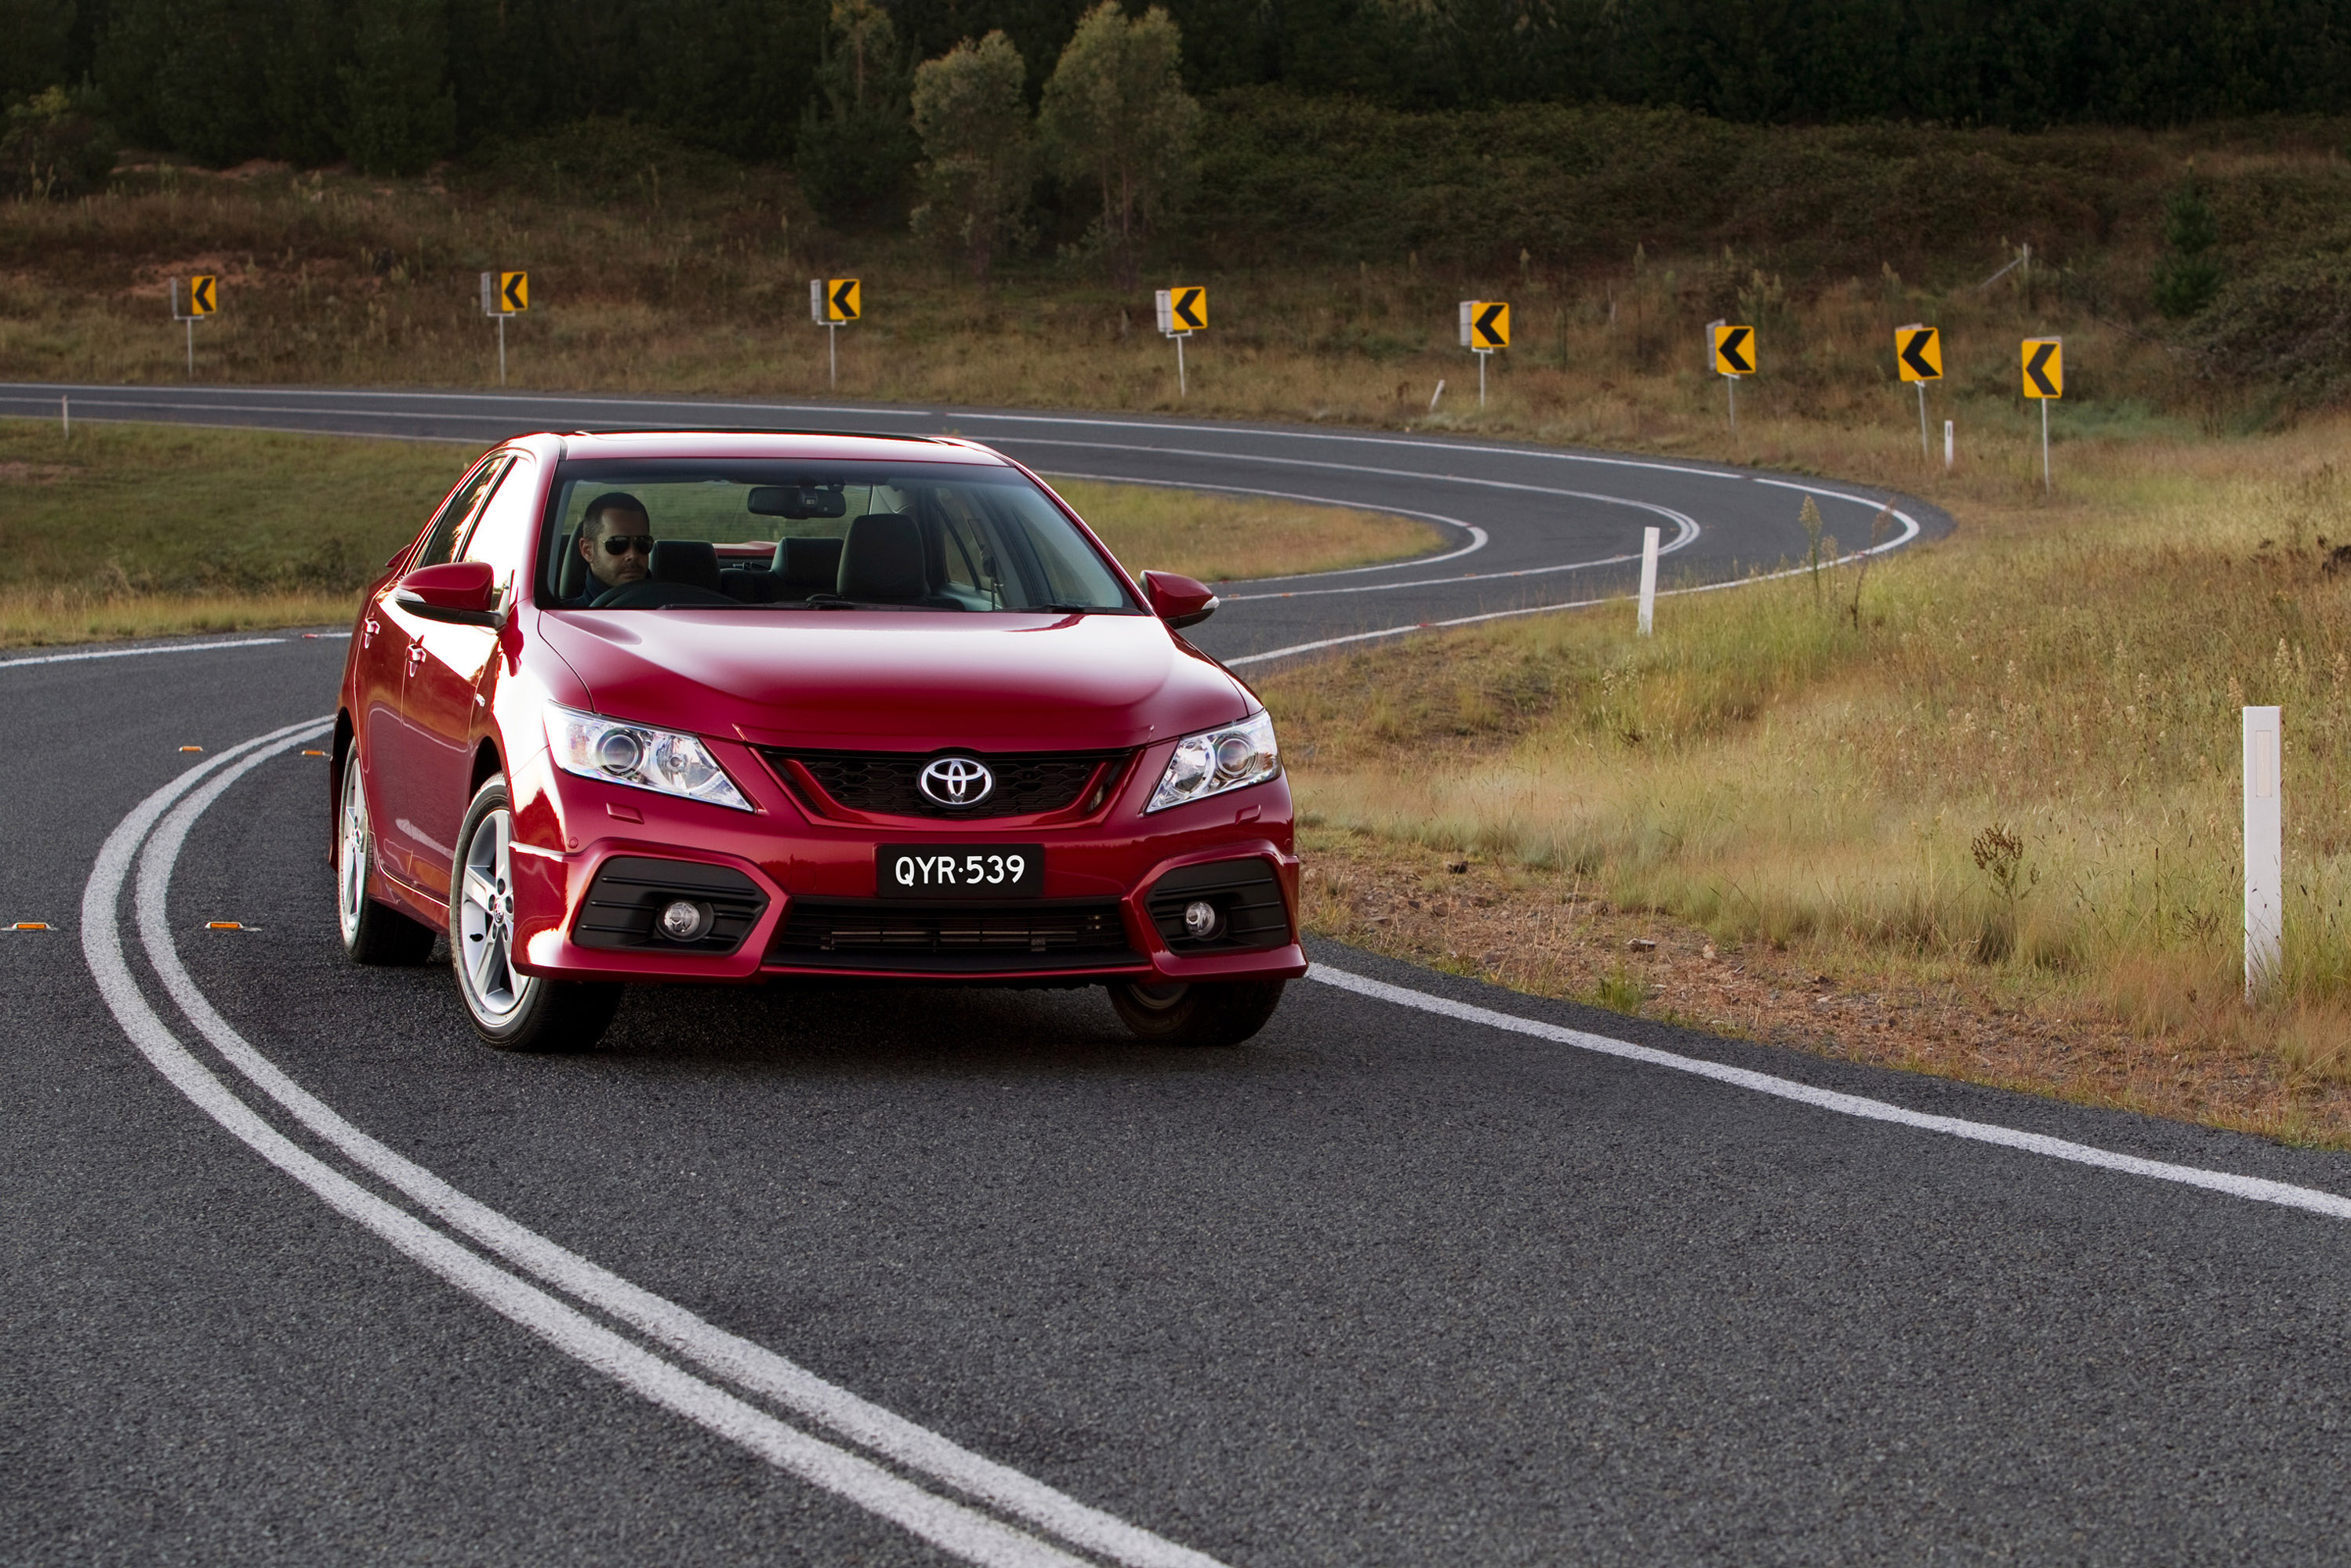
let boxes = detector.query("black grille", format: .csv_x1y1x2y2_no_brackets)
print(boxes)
575,856,767,953
764,748,1127,820
769,899,1141,972
1147,858,1290,953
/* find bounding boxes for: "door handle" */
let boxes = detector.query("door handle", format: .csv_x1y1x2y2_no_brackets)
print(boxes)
361,617,379,648
406,644,428,667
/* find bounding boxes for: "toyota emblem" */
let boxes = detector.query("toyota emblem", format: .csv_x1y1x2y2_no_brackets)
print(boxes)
918,756,994,808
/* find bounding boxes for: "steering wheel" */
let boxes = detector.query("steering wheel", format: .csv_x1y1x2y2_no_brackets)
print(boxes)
588,579,739,610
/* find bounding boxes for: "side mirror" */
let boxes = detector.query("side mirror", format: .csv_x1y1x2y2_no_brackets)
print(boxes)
393,560,503,627
1142,570,1218,630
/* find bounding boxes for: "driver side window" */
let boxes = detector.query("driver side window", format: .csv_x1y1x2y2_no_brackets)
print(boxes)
412,456,513,570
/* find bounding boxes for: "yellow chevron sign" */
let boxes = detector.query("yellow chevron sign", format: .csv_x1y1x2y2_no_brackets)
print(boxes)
1713,322,1754,376
187,275,217,315
2022,337,2063,398
1896,324,1942,382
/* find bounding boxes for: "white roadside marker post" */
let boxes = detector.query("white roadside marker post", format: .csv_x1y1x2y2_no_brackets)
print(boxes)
1429,379,1445,412
1944,419,1954,470
60,394,68,440
1637,525,1660,636
2244,706,2283,1000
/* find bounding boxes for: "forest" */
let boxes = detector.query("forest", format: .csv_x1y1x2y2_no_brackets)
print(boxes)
7,0,2350,180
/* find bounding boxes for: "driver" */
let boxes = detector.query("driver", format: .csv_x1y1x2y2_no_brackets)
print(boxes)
573,492,654,602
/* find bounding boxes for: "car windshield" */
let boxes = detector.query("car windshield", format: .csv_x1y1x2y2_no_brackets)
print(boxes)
538,457,1140,615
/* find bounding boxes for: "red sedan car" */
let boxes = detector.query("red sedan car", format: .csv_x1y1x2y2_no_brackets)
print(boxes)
332,430,1304,1051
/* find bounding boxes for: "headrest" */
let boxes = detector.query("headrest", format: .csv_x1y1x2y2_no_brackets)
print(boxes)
837,514,926,601
773,535,845,593
649,540,721,593
557,530,588,601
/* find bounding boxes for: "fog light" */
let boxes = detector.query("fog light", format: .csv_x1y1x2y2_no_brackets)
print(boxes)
1183,899,1221,939
658,898,711,942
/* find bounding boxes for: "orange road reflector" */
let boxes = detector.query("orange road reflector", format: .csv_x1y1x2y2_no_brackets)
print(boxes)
12,921,52,931
301,749,327,757
179,745,203,752
205,920,245,931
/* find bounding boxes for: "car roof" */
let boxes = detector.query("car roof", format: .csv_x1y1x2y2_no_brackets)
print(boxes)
547,430,1010,466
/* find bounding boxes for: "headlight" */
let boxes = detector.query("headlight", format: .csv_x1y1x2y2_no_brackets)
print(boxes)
1148,709,1280,813
545,704,753,812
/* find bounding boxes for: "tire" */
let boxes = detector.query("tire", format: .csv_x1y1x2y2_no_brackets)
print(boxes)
1108,978,1286,1047
336,741,437,966
451,776,623,1053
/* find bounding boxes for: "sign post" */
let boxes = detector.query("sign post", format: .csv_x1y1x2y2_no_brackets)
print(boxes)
172,274,216,379
480,270,528,385
1896,324,1943,459
1154,285,1206,395
2021,336,2063,492
1637,524,1660,636
2244,706,2283,999
1457,300,1509,406
811,278,862,388
1711,321,1754,430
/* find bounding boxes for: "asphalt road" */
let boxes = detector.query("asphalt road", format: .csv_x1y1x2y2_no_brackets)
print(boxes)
9,388,2351,1566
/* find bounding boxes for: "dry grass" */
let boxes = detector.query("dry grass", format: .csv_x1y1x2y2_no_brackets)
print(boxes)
0,156,2226,466
1259,416,2351,1144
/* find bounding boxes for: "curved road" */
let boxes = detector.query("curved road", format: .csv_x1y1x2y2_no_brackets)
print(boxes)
0,383,1945,666
11,385,2351,1566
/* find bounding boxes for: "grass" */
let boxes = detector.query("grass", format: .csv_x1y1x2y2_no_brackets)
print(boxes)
1254,413,2351,1145
0,420,1432,647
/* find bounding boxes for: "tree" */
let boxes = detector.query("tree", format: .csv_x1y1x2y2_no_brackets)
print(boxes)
796,0,920,222
2153,177,2222,319
1039,1,1198,287
909,31,1033,278
340,0,456,175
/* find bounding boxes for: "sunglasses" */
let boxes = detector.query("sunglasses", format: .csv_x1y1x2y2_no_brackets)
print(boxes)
597,534,656,556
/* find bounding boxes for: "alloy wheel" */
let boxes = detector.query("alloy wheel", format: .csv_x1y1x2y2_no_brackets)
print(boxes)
456,805,534,1025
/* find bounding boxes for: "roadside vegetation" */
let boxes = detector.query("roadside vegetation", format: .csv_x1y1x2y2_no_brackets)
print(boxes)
0,421,1431,646
1261,419,2351,1145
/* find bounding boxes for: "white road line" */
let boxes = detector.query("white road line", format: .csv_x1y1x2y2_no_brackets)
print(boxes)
0,636,288,669
1032,470,1489,575
102,726,1228,1568
1225,508,1921,667
1310,964,2351,1223
1224,506,1696,603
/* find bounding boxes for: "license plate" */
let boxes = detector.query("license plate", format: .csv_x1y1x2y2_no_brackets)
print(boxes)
876,844,1044,898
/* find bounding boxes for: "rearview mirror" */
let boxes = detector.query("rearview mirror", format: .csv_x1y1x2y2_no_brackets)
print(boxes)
393,560,503,627
748,484,849,520
1141,570,1218,630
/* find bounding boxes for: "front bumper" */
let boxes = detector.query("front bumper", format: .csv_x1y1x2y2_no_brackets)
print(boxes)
505,742,1304,986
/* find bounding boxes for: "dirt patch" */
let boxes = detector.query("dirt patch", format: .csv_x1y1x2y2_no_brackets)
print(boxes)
1300,828,2344,1148
0,462,78,484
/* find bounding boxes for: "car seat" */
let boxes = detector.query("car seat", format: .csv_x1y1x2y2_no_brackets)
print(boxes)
648,540,722,594
836,514,928,601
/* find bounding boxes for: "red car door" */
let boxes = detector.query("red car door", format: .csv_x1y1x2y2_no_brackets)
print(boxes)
369,453,513,891
396,452,541,902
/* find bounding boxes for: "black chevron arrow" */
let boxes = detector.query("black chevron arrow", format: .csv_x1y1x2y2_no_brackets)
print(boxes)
1474,303,1506,346
1717,325,1752,374
1899,329,1938,379
1173,289,1203,329
2025,339,2060,397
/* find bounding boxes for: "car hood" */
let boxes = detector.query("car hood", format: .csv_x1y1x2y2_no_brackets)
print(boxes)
534,608,1254,752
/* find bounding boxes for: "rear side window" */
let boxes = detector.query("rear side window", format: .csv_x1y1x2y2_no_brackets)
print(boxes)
412,456,513,570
